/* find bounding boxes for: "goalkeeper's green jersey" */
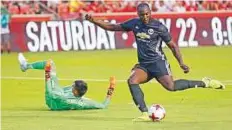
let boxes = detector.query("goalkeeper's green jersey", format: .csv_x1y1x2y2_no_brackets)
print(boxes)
44,62,109,110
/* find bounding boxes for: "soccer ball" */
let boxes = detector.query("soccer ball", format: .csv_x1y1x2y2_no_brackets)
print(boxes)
148,104,166,121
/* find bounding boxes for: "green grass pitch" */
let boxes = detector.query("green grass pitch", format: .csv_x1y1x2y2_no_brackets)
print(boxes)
1,46,232,130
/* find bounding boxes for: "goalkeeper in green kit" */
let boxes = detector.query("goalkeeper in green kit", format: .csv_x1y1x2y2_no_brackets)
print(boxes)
18,53,116,111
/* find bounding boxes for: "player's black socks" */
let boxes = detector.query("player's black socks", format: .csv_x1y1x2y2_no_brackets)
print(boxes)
128,84,148,112
174,79,205,91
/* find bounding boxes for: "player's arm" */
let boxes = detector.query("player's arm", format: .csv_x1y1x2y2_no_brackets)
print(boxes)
159,24,189,73
85,14,124,31
166,41,189,73
166,41,184,66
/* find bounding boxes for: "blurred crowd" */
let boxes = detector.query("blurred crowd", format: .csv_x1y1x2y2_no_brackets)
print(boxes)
1,0,232,54
1,0,232,19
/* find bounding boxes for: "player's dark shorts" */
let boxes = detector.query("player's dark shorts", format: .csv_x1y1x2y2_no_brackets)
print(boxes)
132,59,172,80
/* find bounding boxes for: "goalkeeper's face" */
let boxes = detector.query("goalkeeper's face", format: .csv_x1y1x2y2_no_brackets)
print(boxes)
72,87,80,97
72,80,88,97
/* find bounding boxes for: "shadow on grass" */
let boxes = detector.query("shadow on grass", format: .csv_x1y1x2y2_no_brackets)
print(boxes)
68,115,133,121
2,108,133,121
2,107,50,111
2,114,133,122
2,107,112,111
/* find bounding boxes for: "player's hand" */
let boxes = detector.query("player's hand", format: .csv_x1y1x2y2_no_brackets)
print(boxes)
85,14,94,22
180,64,189,73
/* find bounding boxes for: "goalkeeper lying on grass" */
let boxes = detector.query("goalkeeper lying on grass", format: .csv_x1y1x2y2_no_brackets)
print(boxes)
18,53,116,111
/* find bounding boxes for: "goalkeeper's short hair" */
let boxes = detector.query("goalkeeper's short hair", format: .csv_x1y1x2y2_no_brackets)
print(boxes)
74,80,88,97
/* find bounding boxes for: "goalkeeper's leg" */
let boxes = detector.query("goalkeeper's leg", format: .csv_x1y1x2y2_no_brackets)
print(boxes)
44,60,64,110
18,53,62,109
18,53,47,71
18,53,60,90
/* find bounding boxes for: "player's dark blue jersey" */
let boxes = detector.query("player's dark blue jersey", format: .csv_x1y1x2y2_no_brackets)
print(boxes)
120,18,172,63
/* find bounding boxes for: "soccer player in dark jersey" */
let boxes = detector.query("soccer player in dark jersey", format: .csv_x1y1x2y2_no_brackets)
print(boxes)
18,53,116,111
85,3,225,121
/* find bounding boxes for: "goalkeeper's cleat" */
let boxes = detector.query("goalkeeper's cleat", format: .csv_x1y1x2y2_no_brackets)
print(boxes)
132,112,150,122
18,53,28,72
202,77,225,89
107,76,116,96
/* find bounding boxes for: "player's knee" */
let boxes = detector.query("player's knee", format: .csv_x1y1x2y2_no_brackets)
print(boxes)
164,82,175,92
127,78,139,85
167,87,175,92
127,78,132,85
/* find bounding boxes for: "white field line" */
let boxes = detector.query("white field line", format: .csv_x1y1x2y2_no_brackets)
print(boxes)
1,76,232,85
0,76,124,82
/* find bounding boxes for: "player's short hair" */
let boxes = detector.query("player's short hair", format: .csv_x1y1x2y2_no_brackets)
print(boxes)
74,80,88,97
137,2,150,11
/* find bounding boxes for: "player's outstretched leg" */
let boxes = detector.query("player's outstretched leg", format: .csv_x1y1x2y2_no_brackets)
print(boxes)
18,53,47,72
202,77,225,89
173,78,226,90
158,75,225,92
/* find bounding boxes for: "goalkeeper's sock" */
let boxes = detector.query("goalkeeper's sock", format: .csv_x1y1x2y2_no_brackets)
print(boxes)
128,84,148,112
174,79,205,91
27,61,47,70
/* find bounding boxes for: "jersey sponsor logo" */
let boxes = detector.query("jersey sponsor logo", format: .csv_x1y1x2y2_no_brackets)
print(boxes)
136,32,150,39
148,28,154,35
67,99,77,104
135,26,139,29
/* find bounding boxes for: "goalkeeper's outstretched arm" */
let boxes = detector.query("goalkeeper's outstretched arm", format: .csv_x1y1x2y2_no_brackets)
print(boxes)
47,87,114,110
63,79,116,110
46,77,116,110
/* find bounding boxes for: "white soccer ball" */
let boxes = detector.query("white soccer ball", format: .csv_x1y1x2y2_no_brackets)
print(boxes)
148,104,166,121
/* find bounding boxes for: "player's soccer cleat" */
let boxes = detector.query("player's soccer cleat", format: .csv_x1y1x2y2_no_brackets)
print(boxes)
202,77,211,87
202,77,225,89
132,112,150,122
107,76,116,96
18,53,28,72
209,79,225,89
